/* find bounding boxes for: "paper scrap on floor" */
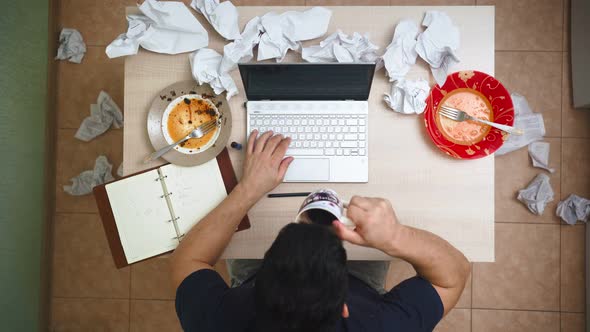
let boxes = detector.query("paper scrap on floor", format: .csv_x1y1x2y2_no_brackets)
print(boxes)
75,91,123,142
190,0,240,40
55,28,87,63
106,0,208,58
496,93,545,155
384,79,430,114
415,11,460,87
557,194,590,225
301,30,380,63
117,163,124,177
382,19,419,82
517,173,554,215
528,141,554,173
64,156,115,196
190,7,332,98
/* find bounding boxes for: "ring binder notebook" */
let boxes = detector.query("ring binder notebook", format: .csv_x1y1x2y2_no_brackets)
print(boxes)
93,148,250,268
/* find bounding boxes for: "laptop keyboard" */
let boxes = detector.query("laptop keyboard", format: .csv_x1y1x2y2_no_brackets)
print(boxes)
249,114,367,156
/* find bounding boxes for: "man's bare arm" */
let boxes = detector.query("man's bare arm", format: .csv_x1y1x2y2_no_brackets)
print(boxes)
333,197,470,316
382,225,470,315
170,184,259,289
170,130,293,290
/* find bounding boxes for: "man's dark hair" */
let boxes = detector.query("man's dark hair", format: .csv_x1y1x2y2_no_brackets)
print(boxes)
255,223,348,332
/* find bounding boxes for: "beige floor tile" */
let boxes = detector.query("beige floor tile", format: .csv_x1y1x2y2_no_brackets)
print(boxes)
435,309,471,332
477,0,563,51
561,312,585,332
561,224,586,312
472,309,560,332
495,51,563,137
561,138,590,198
130,300,182,332
457,268,472,309
59,0,136,46
562,53,590,138
473,223,560,311
51,298,129,332
131,255,176,300
56,46,124,129
307,0,388,5
52,213,130,298
495,137,561,223
385,258,472,308
55,129,123,213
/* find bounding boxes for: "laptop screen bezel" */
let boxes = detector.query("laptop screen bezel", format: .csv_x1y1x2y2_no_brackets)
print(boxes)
238,63,376,101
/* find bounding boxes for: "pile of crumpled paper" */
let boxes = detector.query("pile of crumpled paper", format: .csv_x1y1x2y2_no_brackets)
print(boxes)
382,12,460,115
190,5,332,99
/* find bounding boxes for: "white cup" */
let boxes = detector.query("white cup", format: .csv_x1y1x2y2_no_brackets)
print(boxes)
295,189,355,227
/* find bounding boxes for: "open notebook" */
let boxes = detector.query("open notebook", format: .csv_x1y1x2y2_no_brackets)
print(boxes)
94,149,250,268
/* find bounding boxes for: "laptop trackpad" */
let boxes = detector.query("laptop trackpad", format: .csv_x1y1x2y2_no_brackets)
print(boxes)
284,158,330,182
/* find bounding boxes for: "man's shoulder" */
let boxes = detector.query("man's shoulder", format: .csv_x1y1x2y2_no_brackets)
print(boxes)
345,276,443,331
175,269,256,332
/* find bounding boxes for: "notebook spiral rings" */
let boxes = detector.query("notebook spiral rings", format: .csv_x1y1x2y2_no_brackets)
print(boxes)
156,169,184,241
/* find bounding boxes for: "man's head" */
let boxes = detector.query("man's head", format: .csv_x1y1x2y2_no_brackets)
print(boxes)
255,223,348,332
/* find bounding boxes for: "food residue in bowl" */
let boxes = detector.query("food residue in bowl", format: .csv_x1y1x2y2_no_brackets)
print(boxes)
437,89,493,145
167,97,218,150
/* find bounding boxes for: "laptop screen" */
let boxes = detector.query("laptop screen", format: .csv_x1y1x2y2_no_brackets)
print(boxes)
238,63,376,101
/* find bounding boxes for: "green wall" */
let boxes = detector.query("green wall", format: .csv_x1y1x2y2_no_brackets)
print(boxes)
0,1,51,330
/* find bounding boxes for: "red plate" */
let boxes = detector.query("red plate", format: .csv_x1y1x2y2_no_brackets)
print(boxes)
424,70,514,159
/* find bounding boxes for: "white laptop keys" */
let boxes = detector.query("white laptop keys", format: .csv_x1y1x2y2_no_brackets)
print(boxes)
239,63,376,183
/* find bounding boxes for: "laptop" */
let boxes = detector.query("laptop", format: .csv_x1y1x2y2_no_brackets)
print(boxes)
238,63,376,183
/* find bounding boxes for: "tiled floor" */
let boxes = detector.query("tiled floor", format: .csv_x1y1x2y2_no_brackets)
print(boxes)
50,0,587,331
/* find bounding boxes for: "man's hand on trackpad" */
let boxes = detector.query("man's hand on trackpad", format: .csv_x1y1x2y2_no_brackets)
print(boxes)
240,130,294,200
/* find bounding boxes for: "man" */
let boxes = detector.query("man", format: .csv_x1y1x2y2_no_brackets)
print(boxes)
171,130,470,332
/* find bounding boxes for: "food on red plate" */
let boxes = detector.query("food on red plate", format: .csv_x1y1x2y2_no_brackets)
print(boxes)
436,89,493,145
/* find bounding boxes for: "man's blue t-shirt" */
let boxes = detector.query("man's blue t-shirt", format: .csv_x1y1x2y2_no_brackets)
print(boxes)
175,269,443,332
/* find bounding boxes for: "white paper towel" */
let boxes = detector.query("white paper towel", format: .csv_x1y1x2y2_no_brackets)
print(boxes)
415,11,460,87
106,0,208,58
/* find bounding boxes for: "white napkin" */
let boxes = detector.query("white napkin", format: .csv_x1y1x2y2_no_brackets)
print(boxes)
190,48,238,99
517,173,554,215
189,17,263,100
106,0,208,58
64,156,115,196
189,7,331,98
384,79,430,114
496,93,546,155
56,28,87,63
415,11,460,87
382,20,419,82
75,91,123,142
528,141,554,173
190,0,240,40
302,30,379,63
220,17,264,73
257,7,332,61
117,163,124,177
557,194,590,225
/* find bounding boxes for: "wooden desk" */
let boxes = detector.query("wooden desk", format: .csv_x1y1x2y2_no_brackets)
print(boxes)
124,6,495,261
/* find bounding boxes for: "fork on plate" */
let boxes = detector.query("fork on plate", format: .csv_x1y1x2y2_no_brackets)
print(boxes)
439,105,523,136
144,120,218,163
